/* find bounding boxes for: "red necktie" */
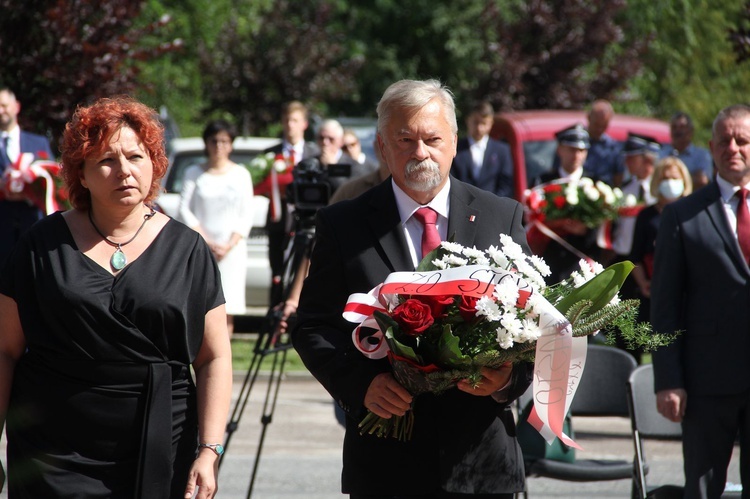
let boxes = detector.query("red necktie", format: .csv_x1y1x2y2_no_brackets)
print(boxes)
414,207,441,259
737,188,750,264
288,148,296,166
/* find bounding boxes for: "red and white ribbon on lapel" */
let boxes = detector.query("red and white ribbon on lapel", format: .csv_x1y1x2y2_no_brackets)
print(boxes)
342,264,587,447
2,152,62,215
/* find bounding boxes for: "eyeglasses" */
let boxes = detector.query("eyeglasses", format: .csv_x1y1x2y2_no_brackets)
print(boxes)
342,142,358,150
208,139,232,146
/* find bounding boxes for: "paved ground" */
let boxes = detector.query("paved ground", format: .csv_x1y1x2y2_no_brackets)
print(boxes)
0,370,742,498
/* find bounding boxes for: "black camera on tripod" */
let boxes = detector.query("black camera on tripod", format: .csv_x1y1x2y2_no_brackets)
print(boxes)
286,157,351,213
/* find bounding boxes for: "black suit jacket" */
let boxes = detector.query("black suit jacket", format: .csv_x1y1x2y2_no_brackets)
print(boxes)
264,140,320,163
292,177,532,495
0,131,55,269
651,182,750,396
451,137,514,198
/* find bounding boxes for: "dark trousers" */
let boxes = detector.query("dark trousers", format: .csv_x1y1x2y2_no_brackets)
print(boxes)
267,206,291,307
682,390,750,499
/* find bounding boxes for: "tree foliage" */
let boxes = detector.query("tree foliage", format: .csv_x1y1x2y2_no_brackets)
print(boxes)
475,0,649,111
621,1,750,145
5,0,750,147
730,1,750,63
199,0,364,136
0,0,180,148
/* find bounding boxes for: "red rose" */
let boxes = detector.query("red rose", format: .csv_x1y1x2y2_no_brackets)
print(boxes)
36,150,49,160
392,299,434,336
553,196,566,209
544,184,563,193
416,294,453,319
457,295,480,323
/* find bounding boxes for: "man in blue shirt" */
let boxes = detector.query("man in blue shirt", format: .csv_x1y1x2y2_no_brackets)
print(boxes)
582,99,623,187
659,111,713,189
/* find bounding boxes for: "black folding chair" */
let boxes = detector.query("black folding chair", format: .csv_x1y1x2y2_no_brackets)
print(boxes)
517,345,638,498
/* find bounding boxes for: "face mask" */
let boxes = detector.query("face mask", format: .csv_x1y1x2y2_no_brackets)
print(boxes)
658,178,684,199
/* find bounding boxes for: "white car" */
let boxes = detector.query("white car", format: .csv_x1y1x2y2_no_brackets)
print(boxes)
156,136,281,313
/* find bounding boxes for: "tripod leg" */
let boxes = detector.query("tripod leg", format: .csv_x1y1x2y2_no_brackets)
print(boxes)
246,347,289,498
220,312,280,469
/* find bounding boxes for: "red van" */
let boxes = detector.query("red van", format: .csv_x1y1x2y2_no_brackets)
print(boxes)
490,110,671,201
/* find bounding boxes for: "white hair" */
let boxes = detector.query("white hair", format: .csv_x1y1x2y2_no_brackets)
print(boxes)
376,79,458,134
318,119,344,139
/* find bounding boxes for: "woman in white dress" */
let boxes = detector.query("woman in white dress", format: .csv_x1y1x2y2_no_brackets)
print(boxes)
179,120,254,334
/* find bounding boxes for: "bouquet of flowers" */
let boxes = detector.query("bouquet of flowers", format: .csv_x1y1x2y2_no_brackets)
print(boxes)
0,151,69,214
246,152,292,188
344,235,673,442
524,177,633,255
246,152,294,222
526,177,629,229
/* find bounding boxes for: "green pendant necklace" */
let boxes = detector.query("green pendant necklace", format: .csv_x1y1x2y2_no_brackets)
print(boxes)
88,208,156,271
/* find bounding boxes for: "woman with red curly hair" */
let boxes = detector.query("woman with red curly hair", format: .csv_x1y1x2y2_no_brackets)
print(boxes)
0,96,232,498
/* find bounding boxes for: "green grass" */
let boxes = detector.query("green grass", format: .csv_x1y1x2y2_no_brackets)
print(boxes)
230,336,308,373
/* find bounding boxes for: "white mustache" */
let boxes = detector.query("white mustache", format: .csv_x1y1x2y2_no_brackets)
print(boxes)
405,158,439,175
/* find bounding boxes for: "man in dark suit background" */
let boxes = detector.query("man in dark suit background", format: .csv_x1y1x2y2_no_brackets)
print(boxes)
259,101,320,306
532,124,599,284
0,87,54,269
651,103,750,498
451,100,514,199
292,79,532,498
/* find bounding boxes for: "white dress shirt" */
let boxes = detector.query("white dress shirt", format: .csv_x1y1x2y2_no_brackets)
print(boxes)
716,174,750,239
391,179,451,267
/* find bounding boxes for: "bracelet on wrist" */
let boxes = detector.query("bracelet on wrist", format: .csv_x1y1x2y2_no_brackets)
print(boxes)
198,443,225,456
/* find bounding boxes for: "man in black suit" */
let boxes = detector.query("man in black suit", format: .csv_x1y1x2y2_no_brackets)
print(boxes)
451,100,514,199
261,101,320,306
651,104,750,498
292,79,532,498
532,124,599,284
0,87,55,269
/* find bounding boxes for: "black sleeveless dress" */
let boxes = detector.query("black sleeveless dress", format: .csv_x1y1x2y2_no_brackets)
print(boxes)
0,213,224,498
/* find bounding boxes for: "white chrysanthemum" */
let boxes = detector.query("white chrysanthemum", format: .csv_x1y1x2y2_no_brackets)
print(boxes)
595,180,610,194
584,185,600,201
496,328,514,350
571,271,587,288
493,279,520,306
613,187,624,198
440,241,465,254
519,318,542,342
514,260,545,291
444,254,469,267
487,245,510,269
431,258,448,269
500,313,523,339
273,158,288,172
566,192,579,205
603,190,616,205
580,177,594,188
529,254,551,277
462,246,489,265
527,293,546,318
475,296,503,321
249,153,273,168
623,193,638,207
597,181,615,205
499,234,525,261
